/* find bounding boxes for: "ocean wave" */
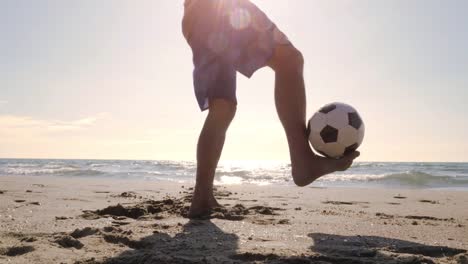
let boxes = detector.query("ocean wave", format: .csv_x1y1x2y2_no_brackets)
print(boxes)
218,171,284,181
1,159,467,189
215,176,279,185
89,163,109,168
2,167,106,177
368,171,468,186
352,162,389,168
215,168,468,187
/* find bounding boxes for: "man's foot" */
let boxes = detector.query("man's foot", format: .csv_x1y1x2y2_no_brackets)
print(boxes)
187,192,222,219
292,151,360,187
329,151,361,171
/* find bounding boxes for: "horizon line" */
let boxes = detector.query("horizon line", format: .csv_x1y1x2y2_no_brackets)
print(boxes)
0,157,466,163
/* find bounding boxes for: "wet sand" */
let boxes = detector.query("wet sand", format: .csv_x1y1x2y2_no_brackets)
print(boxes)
0,176,467,263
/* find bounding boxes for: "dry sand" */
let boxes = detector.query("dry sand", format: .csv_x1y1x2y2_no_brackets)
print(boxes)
0,175,467,263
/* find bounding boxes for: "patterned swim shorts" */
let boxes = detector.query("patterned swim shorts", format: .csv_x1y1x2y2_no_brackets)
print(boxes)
182,0,291,111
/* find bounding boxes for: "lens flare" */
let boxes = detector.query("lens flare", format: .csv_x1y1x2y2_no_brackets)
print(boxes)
229,8,252,30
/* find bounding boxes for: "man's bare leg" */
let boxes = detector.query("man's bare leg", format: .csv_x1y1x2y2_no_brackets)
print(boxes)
188,99,236,218
267,44,360,186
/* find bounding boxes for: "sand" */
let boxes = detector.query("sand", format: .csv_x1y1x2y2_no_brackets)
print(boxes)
0,175,467,264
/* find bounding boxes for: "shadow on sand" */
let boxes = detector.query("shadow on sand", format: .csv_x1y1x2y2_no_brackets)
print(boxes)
100,220,239,264
97,227,466,264
306,233,466,264
228,233,466,263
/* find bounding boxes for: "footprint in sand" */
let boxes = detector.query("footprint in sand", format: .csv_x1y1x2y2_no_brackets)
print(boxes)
70,227,100,239
20,237,37,243
0,246,35,256
405,215,455,222
252,219,290,225
55,236,84,249
322,201,369,205
418,199,438,204
81,194,287,224
111,192,138,198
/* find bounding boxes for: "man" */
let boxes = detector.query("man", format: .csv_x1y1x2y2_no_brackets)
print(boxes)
182,0,360,218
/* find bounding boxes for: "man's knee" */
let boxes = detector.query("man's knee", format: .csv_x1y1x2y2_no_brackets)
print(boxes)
268,45,304,73
208,98,237,123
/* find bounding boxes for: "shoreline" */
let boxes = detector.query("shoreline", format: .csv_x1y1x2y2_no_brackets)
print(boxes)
3,174,468,192
1,175,467,263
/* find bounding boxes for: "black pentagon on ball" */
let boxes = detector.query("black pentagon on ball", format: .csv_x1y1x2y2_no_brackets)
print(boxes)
319,104,337,114
348,112,363,129
320,125,338,143
344,143,359,155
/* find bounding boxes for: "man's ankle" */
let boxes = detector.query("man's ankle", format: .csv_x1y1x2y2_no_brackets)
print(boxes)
193,184,213,197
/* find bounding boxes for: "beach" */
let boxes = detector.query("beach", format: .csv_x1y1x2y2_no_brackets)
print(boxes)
0,175,467,263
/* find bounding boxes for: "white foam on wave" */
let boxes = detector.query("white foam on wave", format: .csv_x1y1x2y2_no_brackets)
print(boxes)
4,166,79,175
216,176,244,185
318,173,388,182
215,175,274,186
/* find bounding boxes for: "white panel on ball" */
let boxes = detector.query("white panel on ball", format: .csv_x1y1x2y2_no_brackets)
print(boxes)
357,123,365,146
337,126,359,147
322,142,345,158
325,108,349,130
308,112,327,133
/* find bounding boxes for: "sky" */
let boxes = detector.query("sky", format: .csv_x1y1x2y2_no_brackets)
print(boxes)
1,0,467,162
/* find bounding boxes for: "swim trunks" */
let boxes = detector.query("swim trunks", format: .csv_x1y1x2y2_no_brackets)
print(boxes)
182,0,291,111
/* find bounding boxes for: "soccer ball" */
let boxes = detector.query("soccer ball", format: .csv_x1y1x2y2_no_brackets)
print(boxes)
307,102,365,159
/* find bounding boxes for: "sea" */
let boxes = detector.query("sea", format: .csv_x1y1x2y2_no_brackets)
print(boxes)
1,159,468,190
